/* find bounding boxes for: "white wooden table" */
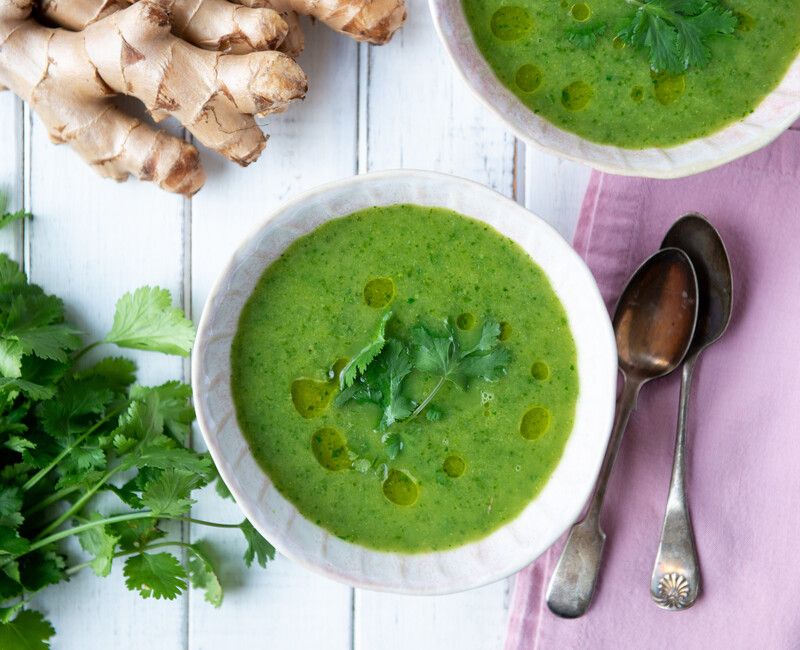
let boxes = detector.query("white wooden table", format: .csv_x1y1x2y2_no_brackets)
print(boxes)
0,2,591,647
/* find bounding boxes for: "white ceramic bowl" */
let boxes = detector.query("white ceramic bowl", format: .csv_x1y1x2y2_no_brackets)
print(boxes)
192,170,617,594
429,0,800,178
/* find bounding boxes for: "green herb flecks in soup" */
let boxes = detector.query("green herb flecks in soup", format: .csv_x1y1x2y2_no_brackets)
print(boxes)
231,205,579,552
462,0,800,148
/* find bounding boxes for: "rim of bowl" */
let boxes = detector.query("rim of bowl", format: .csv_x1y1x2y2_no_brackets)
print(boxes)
429,0,800,179
192,170,617,595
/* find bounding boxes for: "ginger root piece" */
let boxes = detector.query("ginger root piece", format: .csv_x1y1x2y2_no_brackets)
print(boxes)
0,0,307,194
256,0,406,44
40,0,291,54
276,8,303,57
41,0,406,50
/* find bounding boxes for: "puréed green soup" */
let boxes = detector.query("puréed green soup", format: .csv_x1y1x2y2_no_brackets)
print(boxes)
462,0,800,148
231,205,579,552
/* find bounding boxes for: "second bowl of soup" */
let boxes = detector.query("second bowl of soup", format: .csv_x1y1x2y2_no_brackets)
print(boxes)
430,0,800,177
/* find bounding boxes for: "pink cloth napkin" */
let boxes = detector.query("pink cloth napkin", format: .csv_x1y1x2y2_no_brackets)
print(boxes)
506,125,800,650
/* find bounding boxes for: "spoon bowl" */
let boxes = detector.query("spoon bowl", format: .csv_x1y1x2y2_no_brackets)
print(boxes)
614,248,700,381
663,214,734,354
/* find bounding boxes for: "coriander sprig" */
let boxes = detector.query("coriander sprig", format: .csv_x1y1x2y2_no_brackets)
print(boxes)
410,317,510,418
336,314,510,438
0,218,275,648
619,0,738,74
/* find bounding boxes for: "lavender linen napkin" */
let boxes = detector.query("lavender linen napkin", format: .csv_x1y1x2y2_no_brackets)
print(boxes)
506,125,800,650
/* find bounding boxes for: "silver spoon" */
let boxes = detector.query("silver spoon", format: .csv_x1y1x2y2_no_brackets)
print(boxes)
547,248,699,618
650,214,733,610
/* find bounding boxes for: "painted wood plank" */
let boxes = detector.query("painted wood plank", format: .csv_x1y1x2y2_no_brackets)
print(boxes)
364,0,516,192
357,2,516,648
355,584,511,650
523,146,591,242
0,94,23,259
187,21,358,650
24,110,188,649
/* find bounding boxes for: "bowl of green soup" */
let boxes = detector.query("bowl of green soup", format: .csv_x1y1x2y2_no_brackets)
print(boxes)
430,0,800,177
193,170,617,593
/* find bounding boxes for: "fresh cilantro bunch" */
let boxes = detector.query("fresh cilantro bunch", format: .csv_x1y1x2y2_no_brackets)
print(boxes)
0,220,274,648
336,313,510,453
619,0,738,73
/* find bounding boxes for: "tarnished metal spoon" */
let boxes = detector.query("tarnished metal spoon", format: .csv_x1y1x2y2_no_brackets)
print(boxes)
546,248,699,619
650,214,733,610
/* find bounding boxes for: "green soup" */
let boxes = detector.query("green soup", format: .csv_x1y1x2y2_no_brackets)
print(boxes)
231,205,579,552
462,0,800,148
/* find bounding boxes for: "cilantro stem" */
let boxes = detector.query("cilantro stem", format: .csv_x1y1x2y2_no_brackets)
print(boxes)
178,517,242,529
410,377,446,419
64,540,196,576
26,485,80,515
19,511,155,559
36,465,124,539
22,405,126,492
22,512,240,567
71,341,101,362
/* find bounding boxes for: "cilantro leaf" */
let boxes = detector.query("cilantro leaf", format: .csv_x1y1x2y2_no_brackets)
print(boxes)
0,256,26,288
459,346,511,382
464,317,502,354
130,382,194,443
0,197,29,233
4,436,34,454
77,515,120,577
133,446,213,477
411,321,460,381
339,311,391,389
38,378,114,441
410,316,510,417
0,253,28,289
0,561,23,600
0,209,28,232
375,341,414,430
675,4,737,68
214,474,233,501
108,518,165,552
424,405,443,422
0,378,54,401
18,550,64,592
123,552,187,600
381,431,404,460
566,21,607,49
77,357,137,392
111,395,164,453
0,487,23,530
104,287,195,356
336,340,414,431
619,0,737,73
4,292,81,364
0,339,23,378
0,527,30,556
187,542,223,607
140,468,204,517
0,609,55,650
240,519,275,568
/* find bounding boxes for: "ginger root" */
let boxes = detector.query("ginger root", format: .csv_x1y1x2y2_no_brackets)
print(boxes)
40,0,405,48
0,0,405,195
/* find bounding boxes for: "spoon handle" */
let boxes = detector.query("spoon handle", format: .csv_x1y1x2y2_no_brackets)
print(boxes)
651,358,700,610
546,377,640,618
